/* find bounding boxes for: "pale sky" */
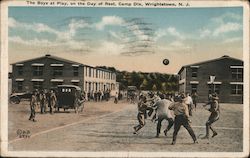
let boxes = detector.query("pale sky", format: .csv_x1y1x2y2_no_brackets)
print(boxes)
8,7,243,74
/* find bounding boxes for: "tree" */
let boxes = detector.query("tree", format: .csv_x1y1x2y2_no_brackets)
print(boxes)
131,71,143,89
140,79,148,90
107,67,178,92
152,84,157,91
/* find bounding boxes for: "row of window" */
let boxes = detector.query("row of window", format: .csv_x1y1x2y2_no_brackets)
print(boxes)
191,84,243,95
16,81,78,91
16,80,116,92
85,67,115,80
84,81,115,92
191,67,243,80
17,65,115,80
17,66,79,77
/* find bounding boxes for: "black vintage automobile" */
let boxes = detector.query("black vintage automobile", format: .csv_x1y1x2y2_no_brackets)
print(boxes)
56,85,82,111
9,92,32,104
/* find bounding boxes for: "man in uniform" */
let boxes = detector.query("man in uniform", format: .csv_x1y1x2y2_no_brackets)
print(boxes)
40,90,47,114
145,92,160,119
169,93,198,145
133,95,150,134
49,90,57,114
202,93,220,139
185,92,193,116
29,91,38,122
75,91,85,114
191,92,198,111
114,92,118,104
153,98,174,138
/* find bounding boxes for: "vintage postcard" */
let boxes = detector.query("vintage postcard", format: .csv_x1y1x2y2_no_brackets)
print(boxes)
0,0,249,157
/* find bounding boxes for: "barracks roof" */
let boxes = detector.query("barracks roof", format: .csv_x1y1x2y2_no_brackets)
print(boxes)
177,55,243,74
11,54,115,73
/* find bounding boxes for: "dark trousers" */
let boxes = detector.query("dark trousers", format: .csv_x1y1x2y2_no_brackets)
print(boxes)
144,107,154,119
29,105,36,120
173,115,196,143
205,112,219,136
40,102,46,113
114,98,118,104
188,104,192,116
49,106,54,114
193,101,197,109
156,116,174,136
134,112,145,132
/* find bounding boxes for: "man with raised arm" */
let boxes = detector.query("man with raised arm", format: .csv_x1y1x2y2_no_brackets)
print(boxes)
169,93,198,145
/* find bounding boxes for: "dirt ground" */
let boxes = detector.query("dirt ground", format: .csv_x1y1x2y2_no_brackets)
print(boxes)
8,99,128,141
8,100,244,153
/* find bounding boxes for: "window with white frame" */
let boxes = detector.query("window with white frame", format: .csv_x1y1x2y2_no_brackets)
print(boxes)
89,67,92,77
85,67,88,76
17,66,23,75
73,67,79,76
92,68,95,78
191,68,198,78
231,68,243,80
33,81,43,90
33,66,43,76
191,84,197,93
53,67,63,76
231,84,243,95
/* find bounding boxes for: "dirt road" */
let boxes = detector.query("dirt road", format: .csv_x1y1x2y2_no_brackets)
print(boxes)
9,102,243,152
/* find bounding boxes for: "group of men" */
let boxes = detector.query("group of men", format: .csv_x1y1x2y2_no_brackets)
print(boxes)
28,88,117,122
133,91,220,145
29,89,57,122
87,89,111,102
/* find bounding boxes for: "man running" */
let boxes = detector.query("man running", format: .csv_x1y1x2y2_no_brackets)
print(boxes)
202,93,220,139
133,95,150,134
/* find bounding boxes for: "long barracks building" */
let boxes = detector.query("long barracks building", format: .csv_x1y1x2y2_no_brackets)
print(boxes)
11,54,118,95
178,55,243,104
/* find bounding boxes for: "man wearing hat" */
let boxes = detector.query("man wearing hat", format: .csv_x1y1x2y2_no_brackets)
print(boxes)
168,93,198,145
202,93,220,139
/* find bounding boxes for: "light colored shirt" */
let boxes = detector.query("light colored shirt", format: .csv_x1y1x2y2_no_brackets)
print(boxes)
155,99,174,119
184,96,193,105
147,95,161,106
30,95,37,107
169,102,189,118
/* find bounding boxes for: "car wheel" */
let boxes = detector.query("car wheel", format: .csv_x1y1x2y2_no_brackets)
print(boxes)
10,96,21,104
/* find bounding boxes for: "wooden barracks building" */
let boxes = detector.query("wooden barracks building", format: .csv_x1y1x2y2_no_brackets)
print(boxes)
11,54,118,94
178,55,243,103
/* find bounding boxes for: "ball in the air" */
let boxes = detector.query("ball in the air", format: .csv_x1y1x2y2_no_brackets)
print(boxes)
163,59,170,65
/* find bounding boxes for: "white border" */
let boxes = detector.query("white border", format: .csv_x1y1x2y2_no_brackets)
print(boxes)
1,0,249,157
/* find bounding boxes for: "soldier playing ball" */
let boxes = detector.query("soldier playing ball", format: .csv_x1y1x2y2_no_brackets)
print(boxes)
133,95,150,134
202,93,220,139
169,93,198,145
